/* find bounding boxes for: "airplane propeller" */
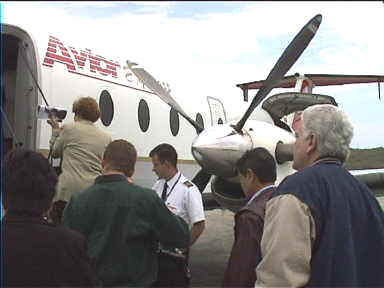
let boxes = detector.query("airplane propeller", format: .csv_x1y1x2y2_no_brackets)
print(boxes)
126,61,204,134
234,14,322,132
126,14,322,195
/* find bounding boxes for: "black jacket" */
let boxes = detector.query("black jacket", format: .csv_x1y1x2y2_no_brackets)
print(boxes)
2,212,99,287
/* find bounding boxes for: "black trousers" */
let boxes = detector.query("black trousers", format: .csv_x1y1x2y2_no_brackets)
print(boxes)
153,251,190,288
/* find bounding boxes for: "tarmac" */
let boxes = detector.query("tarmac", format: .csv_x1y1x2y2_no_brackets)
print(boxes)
189,209,235,287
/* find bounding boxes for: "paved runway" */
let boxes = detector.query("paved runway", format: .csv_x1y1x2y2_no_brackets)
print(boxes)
189,209,235,287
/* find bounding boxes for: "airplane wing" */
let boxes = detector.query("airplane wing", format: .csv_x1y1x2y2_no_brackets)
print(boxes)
237,74,384,90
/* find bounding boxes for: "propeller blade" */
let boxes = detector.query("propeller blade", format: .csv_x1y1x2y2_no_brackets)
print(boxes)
126,60,204,134
191,169,212,193
235,14,322,132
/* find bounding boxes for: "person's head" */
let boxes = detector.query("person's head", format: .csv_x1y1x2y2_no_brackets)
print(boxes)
72,96,100,123
236,147,276,198
4,149,58,215
103,139,137,177
149,143,178,180
293,104,354,171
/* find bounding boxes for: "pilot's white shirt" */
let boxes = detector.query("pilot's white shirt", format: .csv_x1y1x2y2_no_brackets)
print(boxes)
152,171,205,229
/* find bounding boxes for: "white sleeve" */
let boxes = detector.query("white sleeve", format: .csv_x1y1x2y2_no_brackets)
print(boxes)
186,186,205,225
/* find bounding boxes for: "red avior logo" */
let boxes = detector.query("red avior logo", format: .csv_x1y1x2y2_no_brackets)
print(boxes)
43,36,121,78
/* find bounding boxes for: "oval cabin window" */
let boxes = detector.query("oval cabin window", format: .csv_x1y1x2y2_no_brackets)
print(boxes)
138,99,150,132
99,90,114,127
170,108,180,136
195,113,204,133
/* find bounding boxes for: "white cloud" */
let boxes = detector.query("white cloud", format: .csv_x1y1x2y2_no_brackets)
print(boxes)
129,1,172,7
2,1,383,148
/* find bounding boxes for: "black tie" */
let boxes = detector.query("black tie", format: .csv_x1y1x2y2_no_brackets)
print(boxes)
161,182,168,201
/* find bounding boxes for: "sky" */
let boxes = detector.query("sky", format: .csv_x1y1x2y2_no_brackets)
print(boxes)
1,1,383,149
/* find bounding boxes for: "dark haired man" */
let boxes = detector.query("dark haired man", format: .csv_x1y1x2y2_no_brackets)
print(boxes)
2,149,99,287
63,140,189,287
222,147,276,288
150,143,205,287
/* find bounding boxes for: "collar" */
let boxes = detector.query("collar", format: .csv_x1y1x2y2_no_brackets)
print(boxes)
165,171,181,188
246,184,275,205
95,174,127,184
76,119,94,125
6,209,44,218
311,157,342,167
3,211,51,225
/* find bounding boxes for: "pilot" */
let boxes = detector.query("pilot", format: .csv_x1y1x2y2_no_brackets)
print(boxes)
150,143,206,287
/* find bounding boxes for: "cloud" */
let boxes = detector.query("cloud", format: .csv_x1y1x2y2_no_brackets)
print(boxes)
53,1,118,8
2,1,383,148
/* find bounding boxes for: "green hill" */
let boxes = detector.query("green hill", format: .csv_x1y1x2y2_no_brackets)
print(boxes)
345,147,384,170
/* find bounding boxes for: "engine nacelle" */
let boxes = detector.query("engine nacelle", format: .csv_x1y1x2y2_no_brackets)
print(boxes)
242,120,296,184
211,176,247,213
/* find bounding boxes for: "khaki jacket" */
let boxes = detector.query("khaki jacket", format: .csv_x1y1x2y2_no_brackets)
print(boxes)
50,119,111,201
255,194,316,287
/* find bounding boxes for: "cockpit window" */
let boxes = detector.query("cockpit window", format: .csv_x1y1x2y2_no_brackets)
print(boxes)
99,90,114,127
196,113,204,133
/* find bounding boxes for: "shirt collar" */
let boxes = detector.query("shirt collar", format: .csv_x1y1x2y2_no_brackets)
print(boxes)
246,184,275,205
95,174,127,184
166,171,181,188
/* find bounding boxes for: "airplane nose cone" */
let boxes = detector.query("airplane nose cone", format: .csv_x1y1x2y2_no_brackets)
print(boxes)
192,124,252,178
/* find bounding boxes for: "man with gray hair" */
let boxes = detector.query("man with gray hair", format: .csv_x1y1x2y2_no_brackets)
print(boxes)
255,104,384,287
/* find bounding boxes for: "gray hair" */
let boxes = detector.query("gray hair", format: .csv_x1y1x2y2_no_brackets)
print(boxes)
302,104,354,163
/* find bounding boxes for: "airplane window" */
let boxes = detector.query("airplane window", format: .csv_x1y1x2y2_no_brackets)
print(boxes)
99,90,114,127
218,118,223,125
170,108,179,136
138,99,150,132
195,113,204,133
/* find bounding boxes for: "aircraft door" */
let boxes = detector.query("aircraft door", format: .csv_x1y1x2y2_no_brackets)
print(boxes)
207,96,227,125
13,41,38,150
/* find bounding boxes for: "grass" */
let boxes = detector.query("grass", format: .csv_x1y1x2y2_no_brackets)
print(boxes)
345,147,384,211
345,147,384,170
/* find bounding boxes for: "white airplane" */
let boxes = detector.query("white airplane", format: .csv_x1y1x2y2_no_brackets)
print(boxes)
1,22,223,191
1,14,383,212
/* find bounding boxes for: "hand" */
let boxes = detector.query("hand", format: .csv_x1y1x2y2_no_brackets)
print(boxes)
166,204,179,215
47,118,60,129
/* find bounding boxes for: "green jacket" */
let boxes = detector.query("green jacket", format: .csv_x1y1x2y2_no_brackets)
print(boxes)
62,174,190,287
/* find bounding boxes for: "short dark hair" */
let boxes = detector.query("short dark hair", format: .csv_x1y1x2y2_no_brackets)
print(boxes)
236,147,277,183
149,143,178,167
4,149,58,214
103,139,137,177
72,96,100,123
